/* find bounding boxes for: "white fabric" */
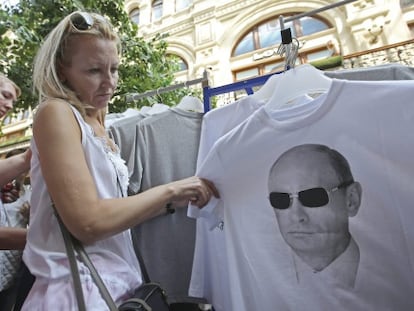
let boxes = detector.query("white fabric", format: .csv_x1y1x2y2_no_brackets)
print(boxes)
107,113,147,165
22,105,141,310
105,108,142,128
191,79,414,310
196,96,265,166
189,95,315,311
188,96,263,311
0,186,30,291
292,237,360,289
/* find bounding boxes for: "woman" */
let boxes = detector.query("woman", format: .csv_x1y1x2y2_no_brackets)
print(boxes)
0,74,30,251
22,11,218,310
0,148,32,311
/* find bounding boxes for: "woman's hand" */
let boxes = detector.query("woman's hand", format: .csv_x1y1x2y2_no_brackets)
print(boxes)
1,182,20,203
166,176,220,209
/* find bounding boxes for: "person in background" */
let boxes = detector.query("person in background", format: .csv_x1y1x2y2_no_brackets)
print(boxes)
0,149,31,311
0,73,31,250
0,152,30,251
0,73,19,120
0,74,33,311
22,11,219,310
267,144,362,288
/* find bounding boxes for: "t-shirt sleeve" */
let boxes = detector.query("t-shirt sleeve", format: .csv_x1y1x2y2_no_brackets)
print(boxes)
187,148,224,230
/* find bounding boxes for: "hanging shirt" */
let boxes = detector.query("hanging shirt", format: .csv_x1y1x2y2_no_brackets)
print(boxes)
189,94,318,311
107,112,147,164
291,237,360,289
325,63,414,81
128,107,204,304
189,95,264,311
191,79,414,311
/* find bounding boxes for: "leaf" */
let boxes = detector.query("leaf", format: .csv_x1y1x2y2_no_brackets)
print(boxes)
1,0,186,113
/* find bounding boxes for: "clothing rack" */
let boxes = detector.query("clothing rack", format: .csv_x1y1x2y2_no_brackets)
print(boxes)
126,69,279,113
125,70,209,103
204,1,358,111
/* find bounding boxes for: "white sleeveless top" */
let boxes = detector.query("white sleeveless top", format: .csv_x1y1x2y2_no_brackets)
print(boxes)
22,105,141,310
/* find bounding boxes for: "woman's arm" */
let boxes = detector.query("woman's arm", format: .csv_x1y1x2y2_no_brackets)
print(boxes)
34,101,218,245
0,149,31,187
0,227,27,250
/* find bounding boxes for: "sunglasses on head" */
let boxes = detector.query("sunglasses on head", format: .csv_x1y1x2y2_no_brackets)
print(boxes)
69,12,106,31
269,181,353,210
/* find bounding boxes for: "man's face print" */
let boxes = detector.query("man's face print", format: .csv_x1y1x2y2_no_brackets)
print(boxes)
268,150,351,259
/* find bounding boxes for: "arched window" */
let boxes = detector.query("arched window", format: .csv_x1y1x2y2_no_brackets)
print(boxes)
232,14,335,81
233,14,332,57
130,8,140,25
152,0,163,21
176,0,192,11
168,55,188,72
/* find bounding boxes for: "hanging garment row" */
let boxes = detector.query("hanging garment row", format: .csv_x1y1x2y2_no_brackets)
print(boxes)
107,83,207,309
110,62,414,311
188,63,414,311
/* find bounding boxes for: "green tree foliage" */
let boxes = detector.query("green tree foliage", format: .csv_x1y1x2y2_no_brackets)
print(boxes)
0,0,187,113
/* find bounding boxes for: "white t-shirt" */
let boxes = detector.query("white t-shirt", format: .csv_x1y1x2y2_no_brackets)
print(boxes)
189,96,264,311
191,79,414,310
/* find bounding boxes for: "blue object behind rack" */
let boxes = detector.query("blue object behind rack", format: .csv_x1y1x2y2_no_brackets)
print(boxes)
202,70,282,112
125,70,283,113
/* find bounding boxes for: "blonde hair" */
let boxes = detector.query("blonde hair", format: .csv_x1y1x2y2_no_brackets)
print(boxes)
0,73,21,99
32,11,121,117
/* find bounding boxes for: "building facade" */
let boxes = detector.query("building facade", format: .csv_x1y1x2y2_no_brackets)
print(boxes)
124,0,414,87
2,0,414,154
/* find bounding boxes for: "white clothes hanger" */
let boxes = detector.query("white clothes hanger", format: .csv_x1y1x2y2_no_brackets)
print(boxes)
265,64,332,112
176,95,204,113
147,103,170,115
122,108,142,118
140,106,152,114
250,70,283,103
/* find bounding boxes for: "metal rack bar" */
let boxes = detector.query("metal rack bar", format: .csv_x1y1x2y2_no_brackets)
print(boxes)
283,0,358,23
125,70,209,103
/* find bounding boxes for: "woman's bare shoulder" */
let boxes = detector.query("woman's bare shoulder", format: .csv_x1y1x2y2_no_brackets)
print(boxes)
33,99,80,139
34,99,77,126
34,98,73,117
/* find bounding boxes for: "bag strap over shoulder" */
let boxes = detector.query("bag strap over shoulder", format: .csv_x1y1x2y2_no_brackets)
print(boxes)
56,169,157,310
116,175,151,284
55,206,118,311
56,209,87,310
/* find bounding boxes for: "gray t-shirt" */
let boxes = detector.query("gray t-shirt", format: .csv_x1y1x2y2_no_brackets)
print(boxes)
128,107,204,304
325,63,414,80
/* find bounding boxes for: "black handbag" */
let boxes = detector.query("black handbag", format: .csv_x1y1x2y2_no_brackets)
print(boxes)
118,283,169,311
55,209,170,311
